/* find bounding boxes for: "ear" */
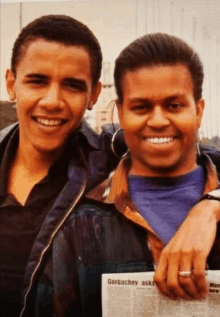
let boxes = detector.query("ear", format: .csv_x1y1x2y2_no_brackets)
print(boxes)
87,81,102,110
196,98,205,128
6,69,16,101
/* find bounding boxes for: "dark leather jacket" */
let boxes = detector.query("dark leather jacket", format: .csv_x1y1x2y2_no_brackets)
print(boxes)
0,121,118,317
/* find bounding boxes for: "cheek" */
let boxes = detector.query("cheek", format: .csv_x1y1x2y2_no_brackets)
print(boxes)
181,115,196,127
177,116,198,144
121,115,148,149
68,101,87,121
120,112,146,132
14,85,35,111
174,110,197,131
15,101,26,118
122,124,143,150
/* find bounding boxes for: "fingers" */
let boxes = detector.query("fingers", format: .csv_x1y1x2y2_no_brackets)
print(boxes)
154,251,176,299
154,247,208,300
154,249,189,299
193,251,209,297
166,250,192,300
178,250,199,299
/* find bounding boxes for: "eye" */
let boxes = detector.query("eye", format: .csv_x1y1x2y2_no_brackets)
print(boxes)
25,75,47,86
27,79,46,85
63,79,86,91
132,104,152,111
167,102,182,110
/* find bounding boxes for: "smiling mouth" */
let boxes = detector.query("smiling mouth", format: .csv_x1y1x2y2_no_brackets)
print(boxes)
146,137,175,144
33,117,66,127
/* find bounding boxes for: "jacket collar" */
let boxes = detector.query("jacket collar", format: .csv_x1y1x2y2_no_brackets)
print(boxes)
86,153,220,209
77,120,100,150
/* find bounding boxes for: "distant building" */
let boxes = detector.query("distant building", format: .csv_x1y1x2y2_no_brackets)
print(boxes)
93,84,118,133
90,61,119,133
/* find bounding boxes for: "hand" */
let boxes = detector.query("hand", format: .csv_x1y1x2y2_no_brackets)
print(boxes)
154,199,220,300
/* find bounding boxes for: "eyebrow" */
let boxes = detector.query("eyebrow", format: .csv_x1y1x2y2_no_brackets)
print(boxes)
24,73,88,90
25,73,48,80
129,94,187,103
165,94,187,102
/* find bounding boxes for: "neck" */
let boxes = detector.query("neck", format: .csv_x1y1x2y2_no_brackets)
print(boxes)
7,142,64,205
129,159,198,178
14,141,63,179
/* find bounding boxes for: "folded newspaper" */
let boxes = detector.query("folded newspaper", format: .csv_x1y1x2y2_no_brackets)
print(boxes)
102,271,220,317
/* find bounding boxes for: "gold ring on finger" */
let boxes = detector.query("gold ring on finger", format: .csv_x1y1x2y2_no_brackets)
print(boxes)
178,271,192,277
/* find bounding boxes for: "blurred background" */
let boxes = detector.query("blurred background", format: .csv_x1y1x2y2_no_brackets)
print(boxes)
1,0,220,146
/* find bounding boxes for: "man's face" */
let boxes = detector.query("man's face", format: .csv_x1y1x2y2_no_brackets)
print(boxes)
6,39,101,154
117,64,204,177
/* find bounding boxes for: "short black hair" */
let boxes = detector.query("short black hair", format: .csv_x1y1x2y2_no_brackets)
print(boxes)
114,33,204,103
11,14,102,86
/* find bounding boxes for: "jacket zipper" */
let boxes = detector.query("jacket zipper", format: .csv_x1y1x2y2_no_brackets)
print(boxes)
19,175,88,317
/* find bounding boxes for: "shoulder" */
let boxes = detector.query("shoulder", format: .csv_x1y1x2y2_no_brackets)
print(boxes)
77,120,116,150
0,122,18,143
201,144,220,173
0,123,18,160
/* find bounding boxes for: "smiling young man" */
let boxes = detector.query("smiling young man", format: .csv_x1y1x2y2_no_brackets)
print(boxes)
6,39,103,205
113,34,220,300
0,15,119,317
49,33,220,316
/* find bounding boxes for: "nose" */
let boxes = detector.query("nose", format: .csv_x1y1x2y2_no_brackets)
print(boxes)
39,84,64,111
147,106,170,129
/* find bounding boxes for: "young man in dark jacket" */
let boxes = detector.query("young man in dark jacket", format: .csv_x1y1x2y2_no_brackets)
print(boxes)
1,15,220,317
47,33,220,316
1,15,118,317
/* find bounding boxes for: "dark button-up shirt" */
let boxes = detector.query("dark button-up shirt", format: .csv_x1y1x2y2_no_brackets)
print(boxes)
0,129,71,316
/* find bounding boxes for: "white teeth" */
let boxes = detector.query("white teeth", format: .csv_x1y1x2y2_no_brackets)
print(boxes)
35,118,63,126
147,137,174,144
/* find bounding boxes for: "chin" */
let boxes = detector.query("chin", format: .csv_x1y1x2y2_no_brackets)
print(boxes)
148,160,185,176
34,143,64,155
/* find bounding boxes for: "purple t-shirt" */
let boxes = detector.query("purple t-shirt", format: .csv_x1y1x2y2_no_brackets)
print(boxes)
128,166,205,245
